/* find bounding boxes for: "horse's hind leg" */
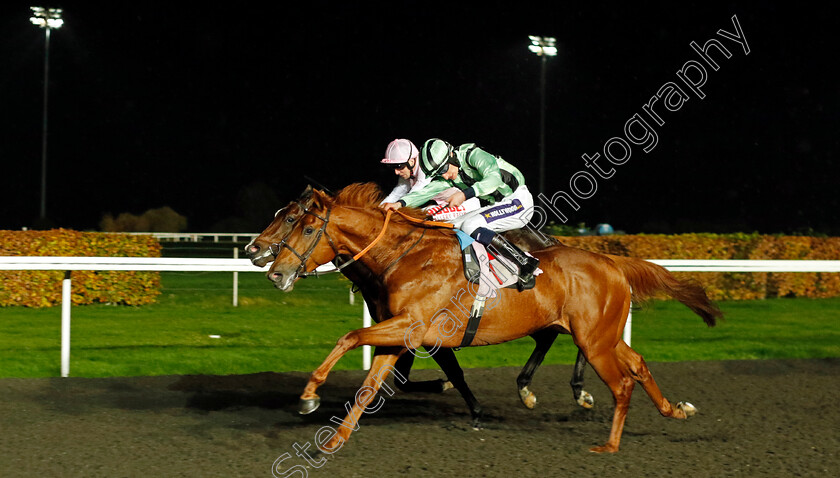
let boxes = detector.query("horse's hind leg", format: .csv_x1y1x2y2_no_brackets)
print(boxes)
516,329,558,409
571,348,595,409
516,331,594,410
614,340,696,419
582,333,696,453
581,344,636,453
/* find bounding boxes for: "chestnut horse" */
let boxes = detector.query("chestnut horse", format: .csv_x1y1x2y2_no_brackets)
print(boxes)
245,186,594,427
266,183,722,453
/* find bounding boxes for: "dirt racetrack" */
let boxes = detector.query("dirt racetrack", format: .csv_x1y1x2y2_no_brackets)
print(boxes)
1,358,838,477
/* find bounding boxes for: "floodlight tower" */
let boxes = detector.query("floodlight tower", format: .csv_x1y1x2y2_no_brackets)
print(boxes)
30,6,64,223
528,35,557,197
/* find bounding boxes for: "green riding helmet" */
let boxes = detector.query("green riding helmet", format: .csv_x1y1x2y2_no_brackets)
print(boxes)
420,138,453,178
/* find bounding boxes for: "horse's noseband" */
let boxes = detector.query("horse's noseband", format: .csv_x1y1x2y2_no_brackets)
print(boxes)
270,203,342,278
270,202,421,279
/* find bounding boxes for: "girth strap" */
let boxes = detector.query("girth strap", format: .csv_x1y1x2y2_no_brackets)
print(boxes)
458,296,487,348
459,314,482,348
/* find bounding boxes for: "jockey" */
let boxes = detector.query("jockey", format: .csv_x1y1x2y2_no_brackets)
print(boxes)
379,138,481,220
381,138,540,284
379,139,429,205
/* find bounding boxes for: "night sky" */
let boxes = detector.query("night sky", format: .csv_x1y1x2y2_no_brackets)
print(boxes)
1,2,837,234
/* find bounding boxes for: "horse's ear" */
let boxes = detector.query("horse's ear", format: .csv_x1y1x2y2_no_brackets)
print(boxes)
300,185,314,200
310,188,329,209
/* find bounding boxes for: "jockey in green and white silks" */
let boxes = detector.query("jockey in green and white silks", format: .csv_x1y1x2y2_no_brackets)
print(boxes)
379,138,482,220
381,138,540,283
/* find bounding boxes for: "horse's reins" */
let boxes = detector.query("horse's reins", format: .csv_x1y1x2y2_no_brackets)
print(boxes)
393,209,455,229
277,205,453,278
350,209,453,258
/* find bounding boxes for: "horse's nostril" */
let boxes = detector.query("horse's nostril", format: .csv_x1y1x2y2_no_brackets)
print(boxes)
248,244,260,254
270,272,283,282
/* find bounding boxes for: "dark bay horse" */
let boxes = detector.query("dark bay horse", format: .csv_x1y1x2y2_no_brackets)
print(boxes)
265,183,722,452
245,186,594,428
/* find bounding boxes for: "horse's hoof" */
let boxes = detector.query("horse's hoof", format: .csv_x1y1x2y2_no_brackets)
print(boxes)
441,380,454,392
518,386,537,409
589,444,619,453
299,396,321,415
576,390,595,409
676,401,697,418
471,417,484,430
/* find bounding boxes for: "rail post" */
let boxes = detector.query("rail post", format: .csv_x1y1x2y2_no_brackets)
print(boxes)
60,270,71,377
362,300,371,370
233,248,239,307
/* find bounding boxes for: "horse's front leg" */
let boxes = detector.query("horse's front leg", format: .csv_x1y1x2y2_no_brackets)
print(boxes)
319,349,404,453
299,315,421,414
429,347,484,428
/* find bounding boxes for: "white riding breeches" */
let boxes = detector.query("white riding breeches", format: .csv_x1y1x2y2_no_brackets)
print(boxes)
449,186,535,236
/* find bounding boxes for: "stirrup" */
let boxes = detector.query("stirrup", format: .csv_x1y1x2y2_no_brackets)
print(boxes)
516,274,536,291
515,256,540,290
486,234,539,291
518,256,540,279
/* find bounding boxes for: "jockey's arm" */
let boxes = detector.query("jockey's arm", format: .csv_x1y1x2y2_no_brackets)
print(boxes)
446,190,467,207
462,148,504,199
379,177,411,205
398,179,452,208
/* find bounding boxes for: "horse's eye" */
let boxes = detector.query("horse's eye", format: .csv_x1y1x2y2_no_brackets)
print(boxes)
286,217,295,223
304,227,315,235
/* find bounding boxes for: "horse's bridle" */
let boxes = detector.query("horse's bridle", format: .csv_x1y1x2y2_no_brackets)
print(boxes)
269,198,452,280
268,200,348,278
267,200,313,259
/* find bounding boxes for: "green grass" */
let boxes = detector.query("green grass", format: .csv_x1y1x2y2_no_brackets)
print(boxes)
1,272,839,378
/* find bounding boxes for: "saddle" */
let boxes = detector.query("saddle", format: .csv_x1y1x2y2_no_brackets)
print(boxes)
454,230,540,348
456,230,537,296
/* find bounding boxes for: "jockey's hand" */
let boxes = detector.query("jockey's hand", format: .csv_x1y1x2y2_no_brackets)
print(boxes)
447,191,467,208
381,202,402,212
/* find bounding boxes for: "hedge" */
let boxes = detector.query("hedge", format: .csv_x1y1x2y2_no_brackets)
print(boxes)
554,233,840,300
0,229,162,307
3,231,838,305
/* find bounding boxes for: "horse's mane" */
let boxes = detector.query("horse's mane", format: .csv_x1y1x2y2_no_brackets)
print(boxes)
332,182,437,224
333,182,385,209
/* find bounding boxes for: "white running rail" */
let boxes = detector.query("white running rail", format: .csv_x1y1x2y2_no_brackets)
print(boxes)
2,257,839,376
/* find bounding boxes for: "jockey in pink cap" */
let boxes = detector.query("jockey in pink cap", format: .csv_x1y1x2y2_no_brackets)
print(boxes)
379,139,431,205
380,138,481,220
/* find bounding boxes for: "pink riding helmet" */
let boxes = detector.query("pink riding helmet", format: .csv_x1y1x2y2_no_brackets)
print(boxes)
381,139,419,164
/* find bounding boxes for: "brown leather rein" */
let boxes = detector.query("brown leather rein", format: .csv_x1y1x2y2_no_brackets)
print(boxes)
281,206,454,278
352,209,454,260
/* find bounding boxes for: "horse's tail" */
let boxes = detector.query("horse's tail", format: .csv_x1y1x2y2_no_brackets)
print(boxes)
607,254,722,327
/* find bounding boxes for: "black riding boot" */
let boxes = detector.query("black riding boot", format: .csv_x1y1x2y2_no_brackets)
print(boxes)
488,235,540,284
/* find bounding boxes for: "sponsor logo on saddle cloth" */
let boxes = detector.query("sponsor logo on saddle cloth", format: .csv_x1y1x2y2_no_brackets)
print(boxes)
425,187,481,221
426,204,469,221
482,199,524,223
